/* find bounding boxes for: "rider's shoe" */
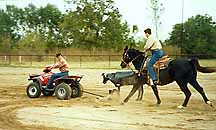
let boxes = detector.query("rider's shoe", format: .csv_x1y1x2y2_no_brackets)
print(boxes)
149,79,154,86
153,80,158,85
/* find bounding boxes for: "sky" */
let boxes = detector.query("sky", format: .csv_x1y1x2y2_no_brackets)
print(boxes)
0,0,215,40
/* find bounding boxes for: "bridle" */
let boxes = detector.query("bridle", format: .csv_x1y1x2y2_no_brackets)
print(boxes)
121,50,145,73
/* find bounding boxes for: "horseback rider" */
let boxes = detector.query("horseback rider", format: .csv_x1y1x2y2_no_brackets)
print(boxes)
143,28,164,86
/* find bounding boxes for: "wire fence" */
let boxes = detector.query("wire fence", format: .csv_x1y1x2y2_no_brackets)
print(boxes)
0,54,215,69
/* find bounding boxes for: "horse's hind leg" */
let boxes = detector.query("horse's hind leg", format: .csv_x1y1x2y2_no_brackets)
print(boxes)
137,85,144,101
151,85,161,105
176,80,191,107
189,78,212,106
124,84,141,103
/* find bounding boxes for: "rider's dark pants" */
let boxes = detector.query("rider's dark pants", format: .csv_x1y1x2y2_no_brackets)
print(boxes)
46,71,69,89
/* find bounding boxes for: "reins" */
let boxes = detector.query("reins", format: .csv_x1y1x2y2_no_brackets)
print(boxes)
122,53,144,73
121,59,136,73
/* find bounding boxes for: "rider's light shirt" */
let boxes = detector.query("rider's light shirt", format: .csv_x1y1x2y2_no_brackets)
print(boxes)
144,35,162,51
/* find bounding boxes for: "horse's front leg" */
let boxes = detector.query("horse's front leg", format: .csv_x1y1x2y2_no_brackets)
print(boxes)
124,84,141,103
151,85,161,105
136,85,144,101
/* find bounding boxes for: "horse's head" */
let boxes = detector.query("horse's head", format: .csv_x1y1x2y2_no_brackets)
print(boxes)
120,46,146,70
120,46,130,68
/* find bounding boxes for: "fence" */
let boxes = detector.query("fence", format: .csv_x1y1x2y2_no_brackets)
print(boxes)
0,54,122,69
0,54,215,69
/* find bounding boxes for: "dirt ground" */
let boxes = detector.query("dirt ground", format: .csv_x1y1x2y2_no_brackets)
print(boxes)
0,67,215,130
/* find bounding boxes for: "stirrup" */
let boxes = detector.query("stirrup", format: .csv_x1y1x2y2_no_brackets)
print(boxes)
149,79,154,86
153,80,159,85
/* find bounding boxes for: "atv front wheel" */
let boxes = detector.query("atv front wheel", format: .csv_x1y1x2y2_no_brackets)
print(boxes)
26,82,41,98
55,83,72,100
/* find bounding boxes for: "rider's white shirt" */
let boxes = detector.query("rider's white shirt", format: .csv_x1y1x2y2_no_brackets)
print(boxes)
144,35,162,50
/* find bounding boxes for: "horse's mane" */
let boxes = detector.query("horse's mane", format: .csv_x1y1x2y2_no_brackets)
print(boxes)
128,48,142,54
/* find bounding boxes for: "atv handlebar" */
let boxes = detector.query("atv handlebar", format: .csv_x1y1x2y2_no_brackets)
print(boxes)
43,66,52,73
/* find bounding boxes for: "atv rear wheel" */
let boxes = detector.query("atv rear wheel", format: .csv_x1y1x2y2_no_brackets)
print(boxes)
27,82,41,98
55,83,72,100
71,83,83,98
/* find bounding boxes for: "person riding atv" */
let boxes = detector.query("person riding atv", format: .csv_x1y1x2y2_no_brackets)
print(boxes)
27,53,83,100
45,53,69,91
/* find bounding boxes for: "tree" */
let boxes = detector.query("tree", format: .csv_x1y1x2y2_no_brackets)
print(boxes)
5,5,26,42
149,0,165,38
16,32,47,55
0,9,15,40
0,37,12,54
0,8,17,53
167,14,216,55
61,0,133,50
5,4,63,48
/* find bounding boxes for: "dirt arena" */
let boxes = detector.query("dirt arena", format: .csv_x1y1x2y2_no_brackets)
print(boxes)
0,67,215,130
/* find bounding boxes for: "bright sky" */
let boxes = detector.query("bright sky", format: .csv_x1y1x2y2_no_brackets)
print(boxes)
0,0,215,40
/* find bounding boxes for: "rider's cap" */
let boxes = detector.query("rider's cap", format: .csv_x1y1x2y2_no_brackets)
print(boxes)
144,28,151,34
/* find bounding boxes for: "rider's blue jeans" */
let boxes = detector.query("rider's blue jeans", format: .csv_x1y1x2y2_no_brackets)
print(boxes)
148,50,164,81
47,71,69,89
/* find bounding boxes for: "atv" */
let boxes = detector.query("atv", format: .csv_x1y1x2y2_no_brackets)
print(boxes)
27,66,83,100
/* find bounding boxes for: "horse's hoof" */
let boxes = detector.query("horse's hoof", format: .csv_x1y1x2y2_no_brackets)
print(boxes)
120,102,125,105
177,105,186,109
136,98,142,101
207,101,214,107
157,101,161,105
123,99,128,103
155,103,160,107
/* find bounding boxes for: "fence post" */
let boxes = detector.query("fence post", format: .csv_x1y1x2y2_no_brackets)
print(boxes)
9,55,11,65
80,55,82,68
108,55,111,68
4,56,7,64
19,56,22,64
30,55,32,66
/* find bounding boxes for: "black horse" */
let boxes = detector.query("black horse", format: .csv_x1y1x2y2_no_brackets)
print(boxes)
120,46,216,108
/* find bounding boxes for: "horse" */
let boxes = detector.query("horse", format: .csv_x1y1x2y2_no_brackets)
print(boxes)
120,46,216,108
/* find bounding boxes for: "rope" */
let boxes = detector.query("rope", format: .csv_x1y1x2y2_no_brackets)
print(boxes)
82,90,105,97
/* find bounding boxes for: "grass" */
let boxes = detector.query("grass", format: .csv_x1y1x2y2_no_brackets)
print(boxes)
198,59,216,67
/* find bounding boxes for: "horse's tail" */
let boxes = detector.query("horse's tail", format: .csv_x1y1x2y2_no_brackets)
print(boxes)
191,58,216,73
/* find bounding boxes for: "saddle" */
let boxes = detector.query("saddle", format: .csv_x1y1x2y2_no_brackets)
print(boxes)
153,55,172,84
145,55,172,84
141,55,172,85
153,55,172,69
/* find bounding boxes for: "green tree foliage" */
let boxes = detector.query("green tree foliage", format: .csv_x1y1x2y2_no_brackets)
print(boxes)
0,7,22,54
61,0,133,50
16,33,47,55
0,37,12,54
167,14,216,55
3,5,24,41
0,8,17,52
0,1,135,53
0,9,15,39
6,4,63,47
